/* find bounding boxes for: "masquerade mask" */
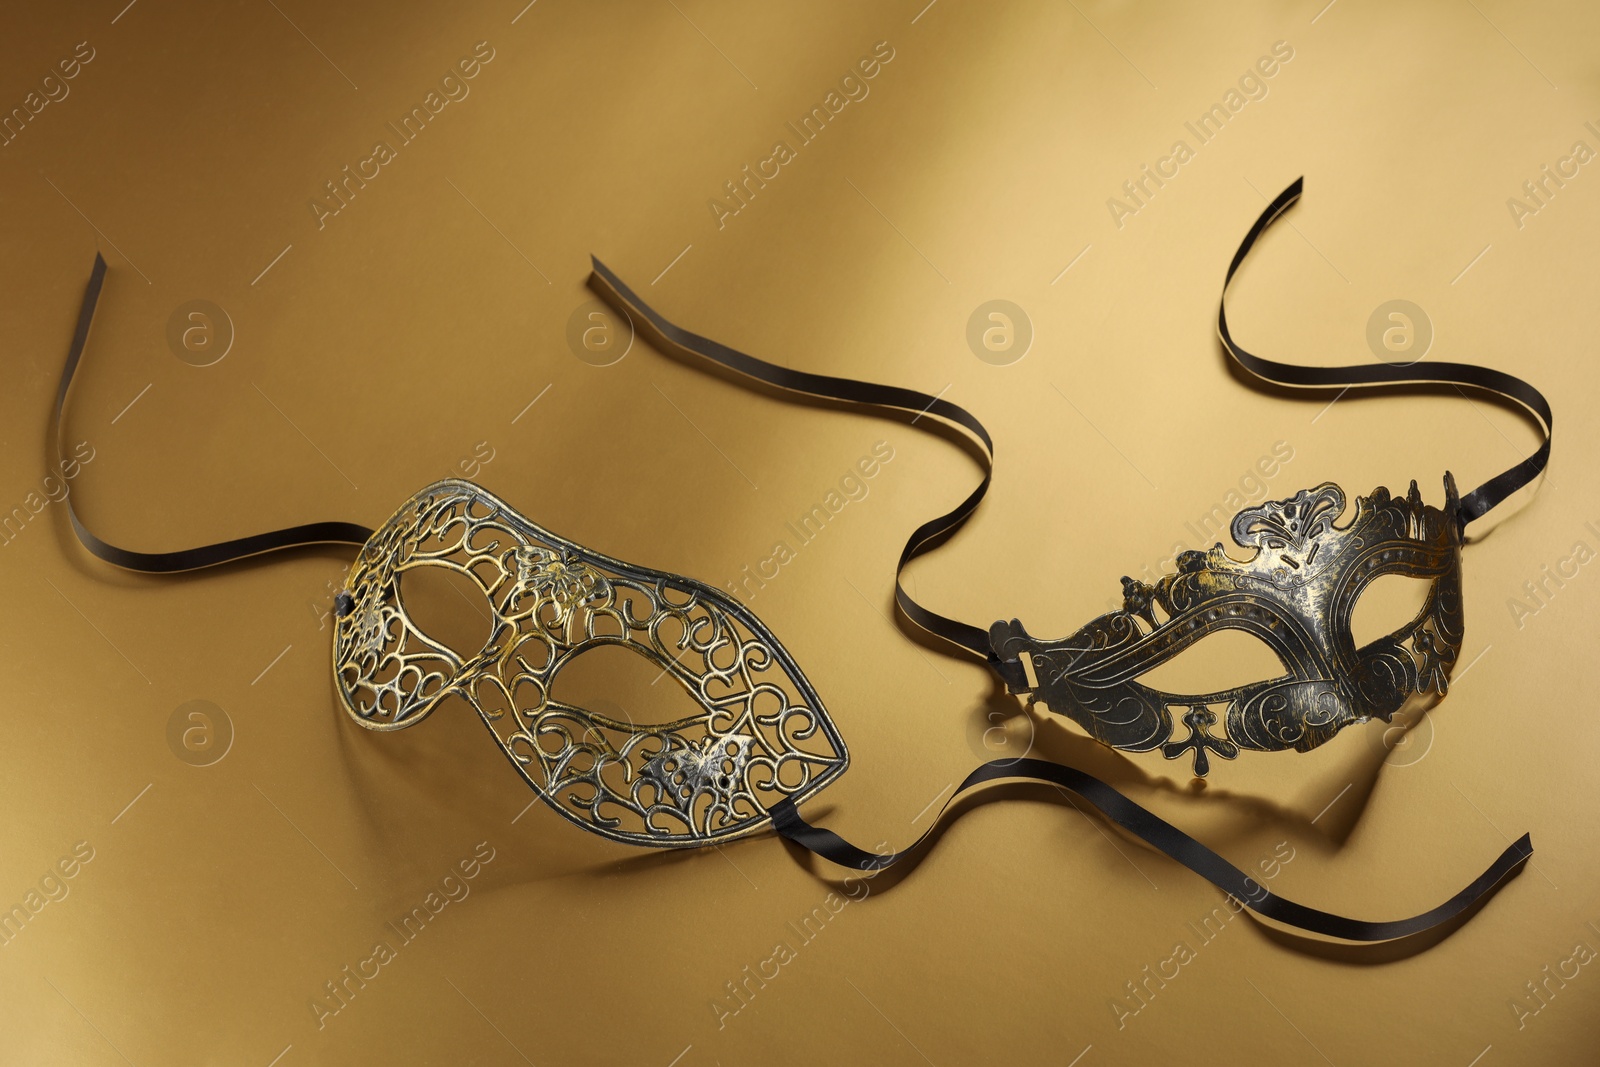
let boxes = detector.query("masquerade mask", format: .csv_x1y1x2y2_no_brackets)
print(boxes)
332,478,848,845
989,475,1466,775
52,178,1543,942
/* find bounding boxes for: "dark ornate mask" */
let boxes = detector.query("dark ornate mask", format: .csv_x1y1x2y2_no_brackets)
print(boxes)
990,478,1463,775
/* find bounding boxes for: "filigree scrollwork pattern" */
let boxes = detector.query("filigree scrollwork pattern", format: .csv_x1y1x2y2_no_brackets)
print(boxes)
991,478,1465,777
331,480,848,846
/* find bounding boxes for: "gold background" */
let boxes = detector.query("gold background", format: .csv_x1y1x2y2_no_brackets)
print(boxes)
2,0,1597,1063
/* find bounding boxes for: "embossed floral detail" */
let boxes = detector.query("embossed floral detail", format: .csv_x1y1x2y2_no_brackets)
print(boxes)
1355,639,1419,720
643,734,754,809
1231,482,1346,567
1121,576,1159,629
1160,706,1238,777
515,545,610,616
1412,627,1456,695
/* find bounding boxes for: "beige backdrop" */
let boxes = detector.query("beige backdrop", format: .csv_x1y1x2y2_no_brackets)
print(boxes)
1,0,1597,1064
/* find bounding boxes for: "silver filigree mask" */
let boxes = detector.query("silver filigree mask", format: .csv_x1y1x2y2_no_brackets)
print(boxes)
331,480,847,845
990,478,1464,775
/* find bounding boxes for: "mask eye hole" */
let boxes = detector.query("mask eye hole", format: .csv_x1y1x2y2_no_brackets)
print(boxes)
1351,573,1433,648
397,563,494,659
549,643,712,728
1135,629,1287,697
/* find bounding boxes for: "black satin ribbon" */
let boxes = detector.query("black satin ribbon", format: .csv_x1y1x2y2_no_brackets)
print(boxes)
1221,178,1553,529
589,257,1004,671
773,759,1532,943
56,255,373,573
